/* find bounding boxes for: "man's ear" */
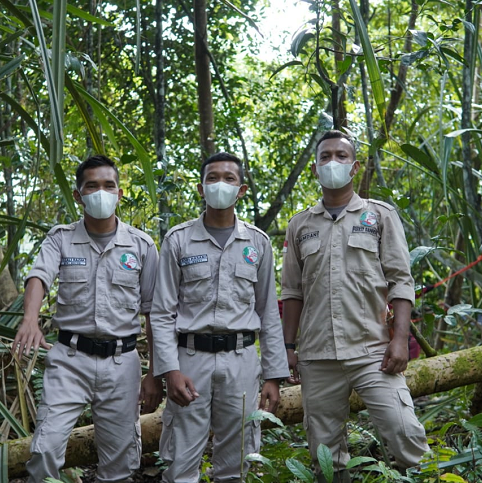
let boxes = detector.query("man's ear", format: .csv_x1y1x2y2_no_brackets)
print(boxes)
237,184,248,199
117,188,123,201
73,189,83,205
351,160,361,177
197,183,204,198
311,163,318,178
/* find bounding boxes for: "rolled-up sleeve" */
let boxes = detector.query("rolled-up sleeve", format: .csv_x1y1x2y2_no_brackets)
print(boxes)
139,242,159,314
255,238,289,380
280,221,303,301
150,235,182,377
380,210,415,305
26,231,62,293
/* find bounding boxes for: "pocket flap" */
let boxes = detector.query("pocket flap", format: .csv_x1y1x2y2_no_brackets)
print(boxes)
112,269,138,288
235,263,258,282
348,235,378,253
397,388,414,408
300,240,321,260
58,268,89,283
183,263,211,282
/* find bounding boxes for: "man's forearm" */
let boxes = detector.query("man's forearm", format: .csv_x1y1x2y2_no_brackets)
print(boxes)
282,299,303,345
391,298,411,341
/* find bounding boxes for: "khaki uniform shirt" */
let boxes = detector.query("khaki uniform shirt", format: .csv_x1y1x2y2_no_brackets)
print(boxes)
150,214,289,380
281,194,414,361
27,218,158,338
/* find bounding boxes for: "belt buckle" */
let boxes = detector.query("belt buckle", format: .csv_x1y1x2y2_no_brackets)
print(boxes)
212,335,226,353
92,340,114,357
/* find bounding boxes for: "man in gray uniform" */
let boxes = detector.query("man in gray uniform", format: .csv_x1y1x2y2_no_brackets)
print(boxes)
282,131,429,483
151,152,289,482
13,154,163,482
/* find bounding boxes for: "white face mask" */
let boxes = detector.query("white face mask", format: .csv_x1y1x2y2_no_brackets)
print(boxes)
81,189,119,219
316,161,355,189
203,182,240,209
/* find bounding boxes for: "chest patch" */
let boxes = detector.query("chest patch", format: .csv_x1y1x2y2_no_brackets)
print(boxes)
352,226,378,236
120,253,138,270
296,231,319,245
243,246,258,264
60,257,86,266
180,254,208,267
360,211,378,227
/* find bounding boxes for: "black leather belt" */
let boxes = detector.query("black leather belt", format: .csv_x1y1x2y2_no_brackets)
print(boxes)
178,332,256,353
58,330,137,358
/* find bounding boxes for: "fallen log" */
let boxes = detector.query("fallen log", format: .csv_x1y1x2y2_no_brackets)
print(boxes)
6,345,482,477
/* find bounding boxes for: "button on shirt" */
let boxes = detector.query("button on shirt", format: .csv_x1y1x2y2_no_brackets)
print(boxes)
150,214,289,380
281,194,415,361
26,218,158,338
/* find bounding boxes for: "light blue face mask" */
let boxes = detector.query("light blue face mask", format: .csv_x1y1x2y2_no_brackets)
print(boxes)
82,189,118,219
316,161,355,189
203,181,240,209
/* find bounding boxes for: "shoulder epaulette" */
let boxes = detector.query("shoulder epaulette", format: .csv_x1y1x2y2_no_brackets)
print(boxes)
367,199,396,211
47,223,76,236
243,221,269,241
165,220,195,238
127,226,155,246
288,207,311,223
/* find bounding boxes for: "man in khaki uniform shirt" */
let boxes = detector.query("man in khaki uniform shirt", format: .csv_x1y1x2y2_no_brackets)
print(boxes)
13,155,162,482
151,152,289,482
282,131,428,483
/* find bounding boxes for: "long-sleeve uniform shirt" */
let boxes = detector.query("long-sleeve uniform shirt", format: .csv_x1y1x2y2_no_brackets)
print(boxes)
26,218,158,337
151,214,289,380
281,193,415,361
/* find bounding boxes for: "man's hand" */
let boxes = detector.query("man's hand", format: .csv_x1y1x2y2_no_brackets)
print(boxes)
259,379,280,414
381,338,409,375
165,370,199,407
12,318,51,357
140,372,164,414
286,349,300,385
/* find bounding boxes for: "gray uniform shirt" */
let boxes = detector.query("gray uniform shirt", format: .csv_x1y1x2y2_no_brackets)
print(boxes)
281,194,415,361
27,218,158,338
150,214,289,380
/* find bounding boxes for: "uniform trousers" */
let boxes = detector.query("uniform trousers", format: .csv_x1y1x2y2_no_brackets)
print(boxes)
160,344,262,483
298,350,429,475
27,342,141,483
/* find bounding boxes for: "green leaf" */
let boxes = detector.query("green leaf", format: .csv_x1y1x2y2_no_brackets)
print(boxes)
53,163,77,220
349,0,386,129
410,246,436,266
440,474,470,482
291,28,315,57
409,30,428,47
0,443,7,482
467,413,482,427
400,144,439,174
245,409,284,427
285,458,314,483
316,444,333,483
445,128,482,138
269,60,304,80
0,400,30,438
0,54,24,80
346,456,377,469
395,197,410,209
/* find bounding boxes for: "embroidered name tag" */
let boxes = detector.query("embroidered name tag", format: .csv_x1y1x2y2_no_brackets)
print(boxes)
60,257,87,266
179,254,208,266
352,226,378,236
296,231,319,244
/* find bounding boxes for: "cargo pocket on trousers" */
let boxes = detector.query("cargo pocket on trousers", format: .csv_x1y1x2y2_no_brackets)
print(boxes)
159,411,175,463
30,404,50,453
397,388,423,437
245,418,261,456
127,419,142,471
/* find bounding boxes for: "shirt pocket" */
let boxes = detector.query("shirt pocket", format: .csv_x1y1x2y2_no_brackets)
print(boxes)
299,239,321,281
233,263,258,304
181,263,212,303
111,269,140,310
57,267,89,305
347,234,380,271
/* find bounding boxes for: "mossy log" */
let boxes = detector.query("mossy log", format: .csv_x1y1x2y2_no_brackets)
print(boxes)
6,346,482,477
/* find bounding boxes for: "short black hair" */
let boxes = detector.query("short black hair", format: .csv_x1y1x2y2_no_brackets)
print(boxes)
200,152,244,184
316,130,357,158
76,154,119,190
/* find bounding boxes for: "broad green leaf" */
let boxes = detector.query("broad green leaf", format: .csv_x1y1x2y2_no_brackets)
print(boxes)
291,28,315,57
245,453,273,466
0,54,24,80
409,29,428,47
269,60,304,80
54,163,77,220
316,444,333,483
400,144,439,174
285,458,314,482
348,0,386,130
440,474,468,482
346,456,377,469
245,409,284,427
410,246,437,266
0,400,30,438
0,0,33,27
467,413,482,427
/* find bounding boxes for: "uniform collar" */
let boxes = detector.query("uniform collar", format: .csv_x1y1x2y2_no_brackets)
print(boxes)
191,212,250,241
72,217,133,246
310,193,363,215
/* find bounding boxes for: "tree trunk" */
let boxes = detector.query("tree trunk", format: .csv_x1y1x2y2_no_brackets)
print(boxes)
194,0,215,158
0,248,18,309
7,346,482,477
